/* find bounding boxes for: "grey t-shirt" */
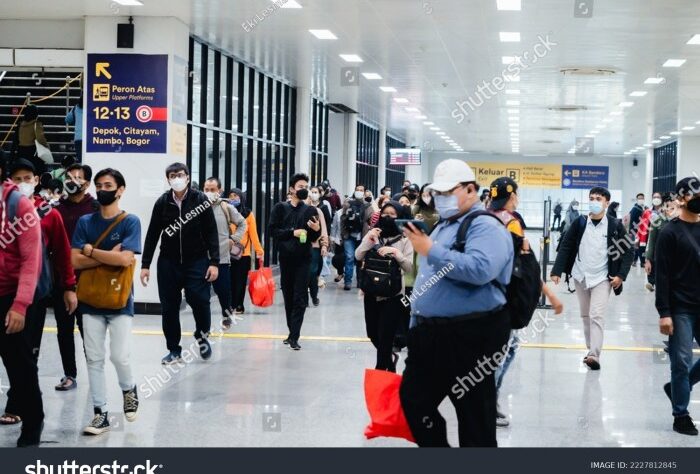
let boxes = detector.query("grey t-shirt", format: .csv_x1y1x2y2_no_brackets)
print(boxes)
211,200,246,264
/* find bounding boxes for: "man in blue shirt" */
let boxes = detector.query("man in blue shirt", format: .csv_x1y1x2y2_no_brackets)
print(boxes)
400,159,513,447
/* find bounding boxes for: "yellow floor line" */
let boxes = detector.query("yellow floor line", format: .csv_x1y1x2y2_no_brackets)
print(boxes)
41,327,699,354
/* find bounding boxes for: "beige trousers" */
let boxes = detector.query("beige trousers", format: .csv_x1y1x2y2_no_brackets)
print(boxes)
574,279,612,360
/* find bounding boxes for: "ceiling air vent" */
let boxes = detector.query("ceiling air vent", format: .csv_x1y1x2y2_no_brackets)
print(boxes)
560,67,617,76
541,126,572,131
548,105,588,112
328,103,357,114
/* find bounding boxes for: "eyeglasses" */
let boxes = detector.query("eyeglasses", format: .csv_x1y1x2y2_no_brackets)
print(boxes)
168,172,188,179
430,184,464,197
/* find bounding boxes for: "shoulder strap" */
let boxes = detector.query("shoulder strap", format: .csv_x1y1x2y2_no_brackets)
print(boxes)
219,201,232,226
451,210,503,252
93,212,128,248
6,188,22,222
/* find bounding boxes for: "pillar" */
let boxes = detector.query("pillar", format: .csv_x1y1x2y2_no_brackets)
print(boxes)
377,125,387,188
294,87,311,174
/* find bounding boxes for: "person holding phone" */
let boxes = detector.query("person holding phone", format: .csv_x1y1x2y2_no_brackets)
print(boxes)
356,201,413,372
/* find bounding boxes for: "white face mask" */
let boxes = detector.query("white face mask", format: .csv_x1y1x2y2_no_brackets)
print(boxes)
637,199,645,206
310,192,320,202
170,177,188,192
652,197,662,207
572,204,579,211
18,182,35,198
384,191,392,197
39,189,52,201
422,195,432,205
205,191,219,201
354,191,364,200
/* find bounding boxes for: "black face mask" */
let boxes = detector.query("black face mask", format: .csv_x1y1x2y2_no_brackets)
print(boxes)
377,215,400,237
295,188,309,200
687,197,700,214
364,196,372,203
408,192,418,201
96,190,118,206
65,180,83,195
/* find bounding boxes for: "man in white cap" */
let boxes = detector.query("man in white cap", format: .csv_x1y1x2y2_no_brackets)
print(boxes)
400,159,514,447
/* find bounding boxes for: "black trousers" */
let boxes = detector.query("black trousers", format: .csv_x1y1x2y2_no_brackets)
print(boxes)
279,254,311,341
0,294,44,432
393,287,412,350
551,214,561,229
230,256,252,310
399,311,510,447
308,248,322,301
364,294,404,371
54,289,84,379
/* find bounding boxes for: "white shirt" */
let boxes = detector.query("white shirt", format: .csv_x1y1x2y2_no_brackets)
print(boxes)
572,216,609,289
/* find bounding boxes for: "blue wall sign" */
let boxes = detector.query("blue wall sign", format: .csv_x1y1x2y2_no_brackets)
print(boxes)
562,165,609,189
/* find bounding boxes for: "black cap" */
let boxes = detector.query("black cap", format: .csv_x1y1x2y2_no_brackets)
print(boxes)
408,183,420,193
9,158,36,176
489,177,518,210
675,176,700,198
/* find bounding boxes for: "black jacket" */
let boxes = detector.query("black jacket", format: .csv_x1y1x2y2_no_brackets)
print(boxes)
551,215,634,289
269,200,321,258
142,189,220,269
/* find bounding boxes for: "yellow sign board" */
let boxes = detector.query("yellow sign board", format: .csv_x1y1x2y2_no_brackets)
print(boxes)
470,162,562,188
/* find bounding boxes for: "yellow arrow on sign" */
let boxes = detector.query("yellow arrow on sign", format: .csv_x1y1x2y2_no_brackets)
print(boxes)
96,62,112,79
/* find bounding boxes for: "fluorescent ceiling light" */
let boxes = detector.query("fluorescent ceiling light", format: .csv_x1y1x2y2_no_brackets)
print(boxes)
590,130,600,134
415,115,427,119
423,121,434,125
643,143,652,147
430,127,440,131
629,91,647,97
682,126,695,130
610,111,623,116
508,116,520,121
499,32,521,42
585,135,594,138
379,86,396,92
696,121,700,125
595,124,606,129
393,98,409,103
688,34,700,45
602,118,613,123
277,0,302,8
405,107,419,112
442,136,451,140
308,29,336,39
660,135,671,139
504,75,520,82
113,0,144,5
652,140,661,144
361,72,382,80
619,101,634,107
505,89,520,95
436,132,446,136
339,54,363,63
663,59,686,68
506,100,520,106
670,131,681,135
507,109,519,114
497,0,521,11
644,77,664,84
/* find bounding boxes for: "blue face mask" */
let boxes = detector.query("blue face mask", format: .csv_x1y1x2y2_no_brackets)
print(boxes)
231,199,241,207
589,201,604,215
434,194,460,219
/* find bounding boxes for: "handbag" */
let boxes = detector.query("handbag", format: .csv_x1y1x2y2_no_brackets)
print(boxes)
230,241,245,260
248,258,275,307
222,201,245,260
33,122,53,164
76,213,135,310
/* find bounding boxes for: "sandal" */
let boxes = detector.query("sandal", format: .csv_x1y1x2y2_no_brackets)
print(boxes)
0,413,21,425
55,376,77,391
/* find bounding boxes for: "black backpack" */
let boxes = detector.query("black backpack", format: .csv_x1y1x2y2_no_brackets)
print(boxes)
345,201,364,234
360,236,403,297
452,211,541,329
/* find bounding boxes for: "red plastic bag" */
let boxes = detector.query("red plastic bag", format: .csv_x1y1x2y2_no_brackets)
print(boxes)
363,369,415,442
248,258,275,307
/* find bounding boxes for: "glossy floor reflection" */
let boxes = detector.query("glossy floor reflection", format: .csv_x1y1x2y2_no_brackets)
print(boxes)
0,265,697,447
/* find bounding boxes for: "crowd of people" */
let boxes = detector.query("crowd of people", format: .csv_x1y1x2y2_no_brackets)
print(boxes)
0,148,699,447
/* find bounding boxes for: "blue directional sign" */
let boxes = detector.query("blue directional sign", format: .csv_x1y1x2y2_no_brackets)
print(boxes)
562,165,609,189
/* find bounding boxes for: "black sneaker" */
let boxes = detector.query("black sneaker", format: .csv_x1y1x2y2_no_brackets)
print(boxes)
343,285,351,291
17,422,43,447
222,316,233,330
584,357,601,370
123,386,139,422
312,297,320,306
83,408,110,436
334,274,344,283
234,306,245,315
664,383,672,404
290,340,301,351
161,351,183,365
673,415,699,436
198,337,212,360
283,336,290,345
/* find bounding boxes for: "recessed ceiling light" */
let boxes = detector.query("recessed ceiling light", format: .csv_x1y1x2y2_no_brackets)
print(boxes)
585,135,594,138
361,72,382,80
688,34,700,45
504,75,520,82
113,0,143,4
277,0,302,7
508,116,520,121
507,109,519,114
423,121,434,125
339,54,363,63
623,152,632,155
643,143,652,147
497,0,521,11
505,89,520,95
660,135,671,139
619,101,634,107
415,115,427,119
663,59,686,68
405,107,419,112
644,77,664,84
506,100,520,106
670,131,681,135
393,98,409,103
682,126,695,131
602,118,613,123
595,124,606,129
610,111,623,116
308,29,337,39
379,86,396,92
430,127,440,131
629,91,647,97
436,132,446,136
442,136,451,140
652,140,661,144
499,32,521,42
590,130,600,134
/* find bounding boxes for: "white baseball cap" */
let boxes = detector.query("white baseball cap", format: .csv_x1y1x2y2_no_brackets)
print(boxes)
426,159,477,192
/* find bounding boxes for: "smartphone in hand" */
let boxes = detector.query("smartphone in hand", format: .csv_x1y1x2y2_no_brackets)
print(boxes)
396,219,429,234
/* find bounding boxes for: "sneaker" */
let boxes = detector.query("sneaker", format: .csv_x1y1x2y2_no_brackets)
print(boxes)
496,417,510,428
584,357,601,370
122,386,139,422
645,283,655,292
234,306,245,315
198,337,212,360
664,383,672,404
334,274,344,283
673,415,699,436
283,336,290,345
290,340,301,351
312,297,320,306
221,316,233,330
17,422,43,447
55,376,77,391
343,285,351,291
161,352,183,365
83,408,110,436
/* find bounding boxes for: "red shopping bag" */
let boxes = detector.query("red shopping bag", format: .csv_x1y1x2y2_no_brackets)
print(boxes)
363,369,415,442
248,258,275,307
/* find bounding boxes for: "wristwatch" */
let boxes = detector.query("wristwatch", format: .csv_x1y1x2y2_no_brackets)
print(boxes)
65,285,78,292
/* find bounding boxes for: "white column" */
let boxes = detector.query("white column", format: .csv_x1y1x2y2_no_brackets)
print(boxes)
677,135,700,181
294,87,311,174
377,125,387,189
83,16,189,304
344,114,358,196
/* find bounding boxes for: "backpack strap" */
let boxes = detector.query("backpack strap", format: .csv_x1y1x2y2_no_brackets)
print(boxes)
6,188,22,222
92,212,128,249
450,210,503,252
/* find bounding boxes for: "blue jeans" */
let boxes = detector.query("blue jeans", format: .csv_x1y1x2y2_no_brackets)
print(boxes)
212,263,233,316
343,237,360,286
495,331,520,392
668,312,700,417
